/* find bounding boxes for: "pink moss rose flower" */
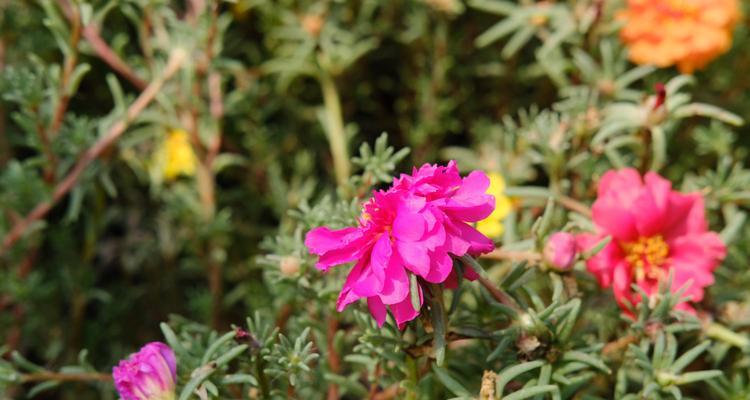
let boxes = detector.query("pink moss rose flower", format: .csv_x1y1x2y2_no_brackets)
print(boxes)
305,161,495,328
113,342,177,400
544,232,578,271
577,168,726,313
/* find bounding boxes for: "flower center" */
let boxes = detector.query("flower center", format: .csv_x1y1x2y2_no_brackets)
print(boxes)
621,235,670,281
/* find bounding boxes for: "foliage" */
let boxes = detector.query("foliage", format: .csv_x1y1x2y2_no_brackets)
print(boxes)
1,0,750,399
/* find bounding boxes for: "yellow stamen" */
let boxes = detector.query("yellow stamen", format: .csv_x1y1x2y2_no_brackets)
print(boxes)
621,235,670,281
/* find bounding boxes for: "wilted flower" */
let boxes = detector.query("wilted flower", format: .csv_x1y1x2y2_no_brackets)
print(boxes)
544,232,578,270
160,129,197,180
113,342,177,400
475,172,512,238
577,168,726,313
619,0,741,73
305,161,495,328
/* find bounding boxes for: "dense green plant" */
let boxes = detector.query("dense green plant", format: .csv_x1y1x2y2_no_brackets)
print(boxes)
1,0,750,399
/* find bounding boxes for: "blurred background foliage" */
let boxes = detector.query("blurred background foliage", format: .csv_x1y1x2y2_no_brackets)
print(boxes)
1,0,750,399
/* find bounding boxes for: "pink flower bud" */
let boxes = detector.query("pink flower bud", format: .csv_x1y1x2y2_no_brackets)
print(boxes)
544,232,577,270
113,342,177,400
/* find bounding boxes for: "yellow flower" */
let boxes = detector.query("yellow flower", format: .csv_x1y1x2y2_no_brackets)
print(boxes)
161,129,197,180
476,172,512,238
619,0,741,73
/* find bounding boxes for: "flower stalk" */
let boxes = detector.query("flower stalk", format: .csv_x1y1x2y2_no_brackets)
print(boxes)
318,67,350,187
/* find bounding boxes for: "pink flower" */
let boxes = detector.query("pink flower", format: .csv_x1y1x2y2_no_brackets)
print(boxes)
544,232,578,270
305,161,495,328
113,342,177,400
577,168,726,313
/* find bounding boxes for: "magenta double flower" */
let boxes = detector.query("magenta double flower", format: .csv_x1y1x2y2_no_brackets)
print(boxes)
112,342,177,400
305,161,496,327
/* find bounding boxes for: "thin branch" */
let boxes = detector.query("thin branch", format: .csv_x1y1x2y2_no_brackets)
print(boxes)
326,316,341,400
206,71,223,166
60,0,147,90
372,383,402,400
0,36,9,166
556,194,592,218
480,249,542,264
82,24,147,90
476,274,523,312
318,68,350,187
20,371,112,383
50,0,82,137
33,108,58,183
0,49,187,256
602,334,638,357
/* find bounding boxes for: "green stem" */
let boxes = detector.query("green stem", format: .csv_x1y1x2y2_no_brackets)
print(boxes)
705,322,749,349
255,348,270,398
429,284,447,366
406,356,419,400
318,68,350,187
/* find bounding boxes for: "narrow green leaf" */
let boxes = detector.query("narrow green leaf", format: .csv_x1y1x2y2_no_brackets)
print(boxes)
222,374,258,386
201,331,238,365
676,370,723,385
562,351,611,374
430,288,448,367
650,126,666,172
410,274,421,312
669,341,711,374
178,365,215,400
673,103,744,126
432,366,472,396
497,361,544,395
160,323,186,355
503,384,560,400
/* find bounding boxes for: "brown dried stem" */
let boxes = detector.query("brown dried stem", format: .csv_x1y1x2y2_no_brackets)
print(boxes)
0,49,187,256
480,249,543,264
326,316,341,400
20,371,112,383
476,274,523,312
50,0,82,138
82,24,147,90
556,194,592,218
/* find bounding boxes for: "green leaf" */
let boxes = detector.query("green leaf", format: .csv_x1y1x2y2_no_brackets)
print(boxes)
410,274,421,312
432,366,472,397
497,361,545,395
561,351,611,374
503,384,560,400
430,287,448,367
676,370,723,385
222,374,258,386
160,323,186,355
673,103,744,126
201,331,237,365
669,341,711,374
215,344,248,367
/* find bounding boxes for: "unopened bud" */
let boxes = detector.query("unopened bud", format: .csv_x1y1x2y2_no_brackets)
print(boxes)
301,15,324,37
543,232,578,270
280,256,301,277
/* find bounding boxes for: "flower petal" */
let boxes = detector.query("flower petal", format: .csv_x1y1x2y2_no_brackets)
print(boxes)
423,250,453,284
389,285,423,329
367,296,388,327
632,172,671,236
378,259,410,305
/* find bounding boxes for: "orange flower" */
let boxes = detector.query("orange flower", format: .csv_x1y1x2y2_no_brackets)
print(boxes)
619,0,741,73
